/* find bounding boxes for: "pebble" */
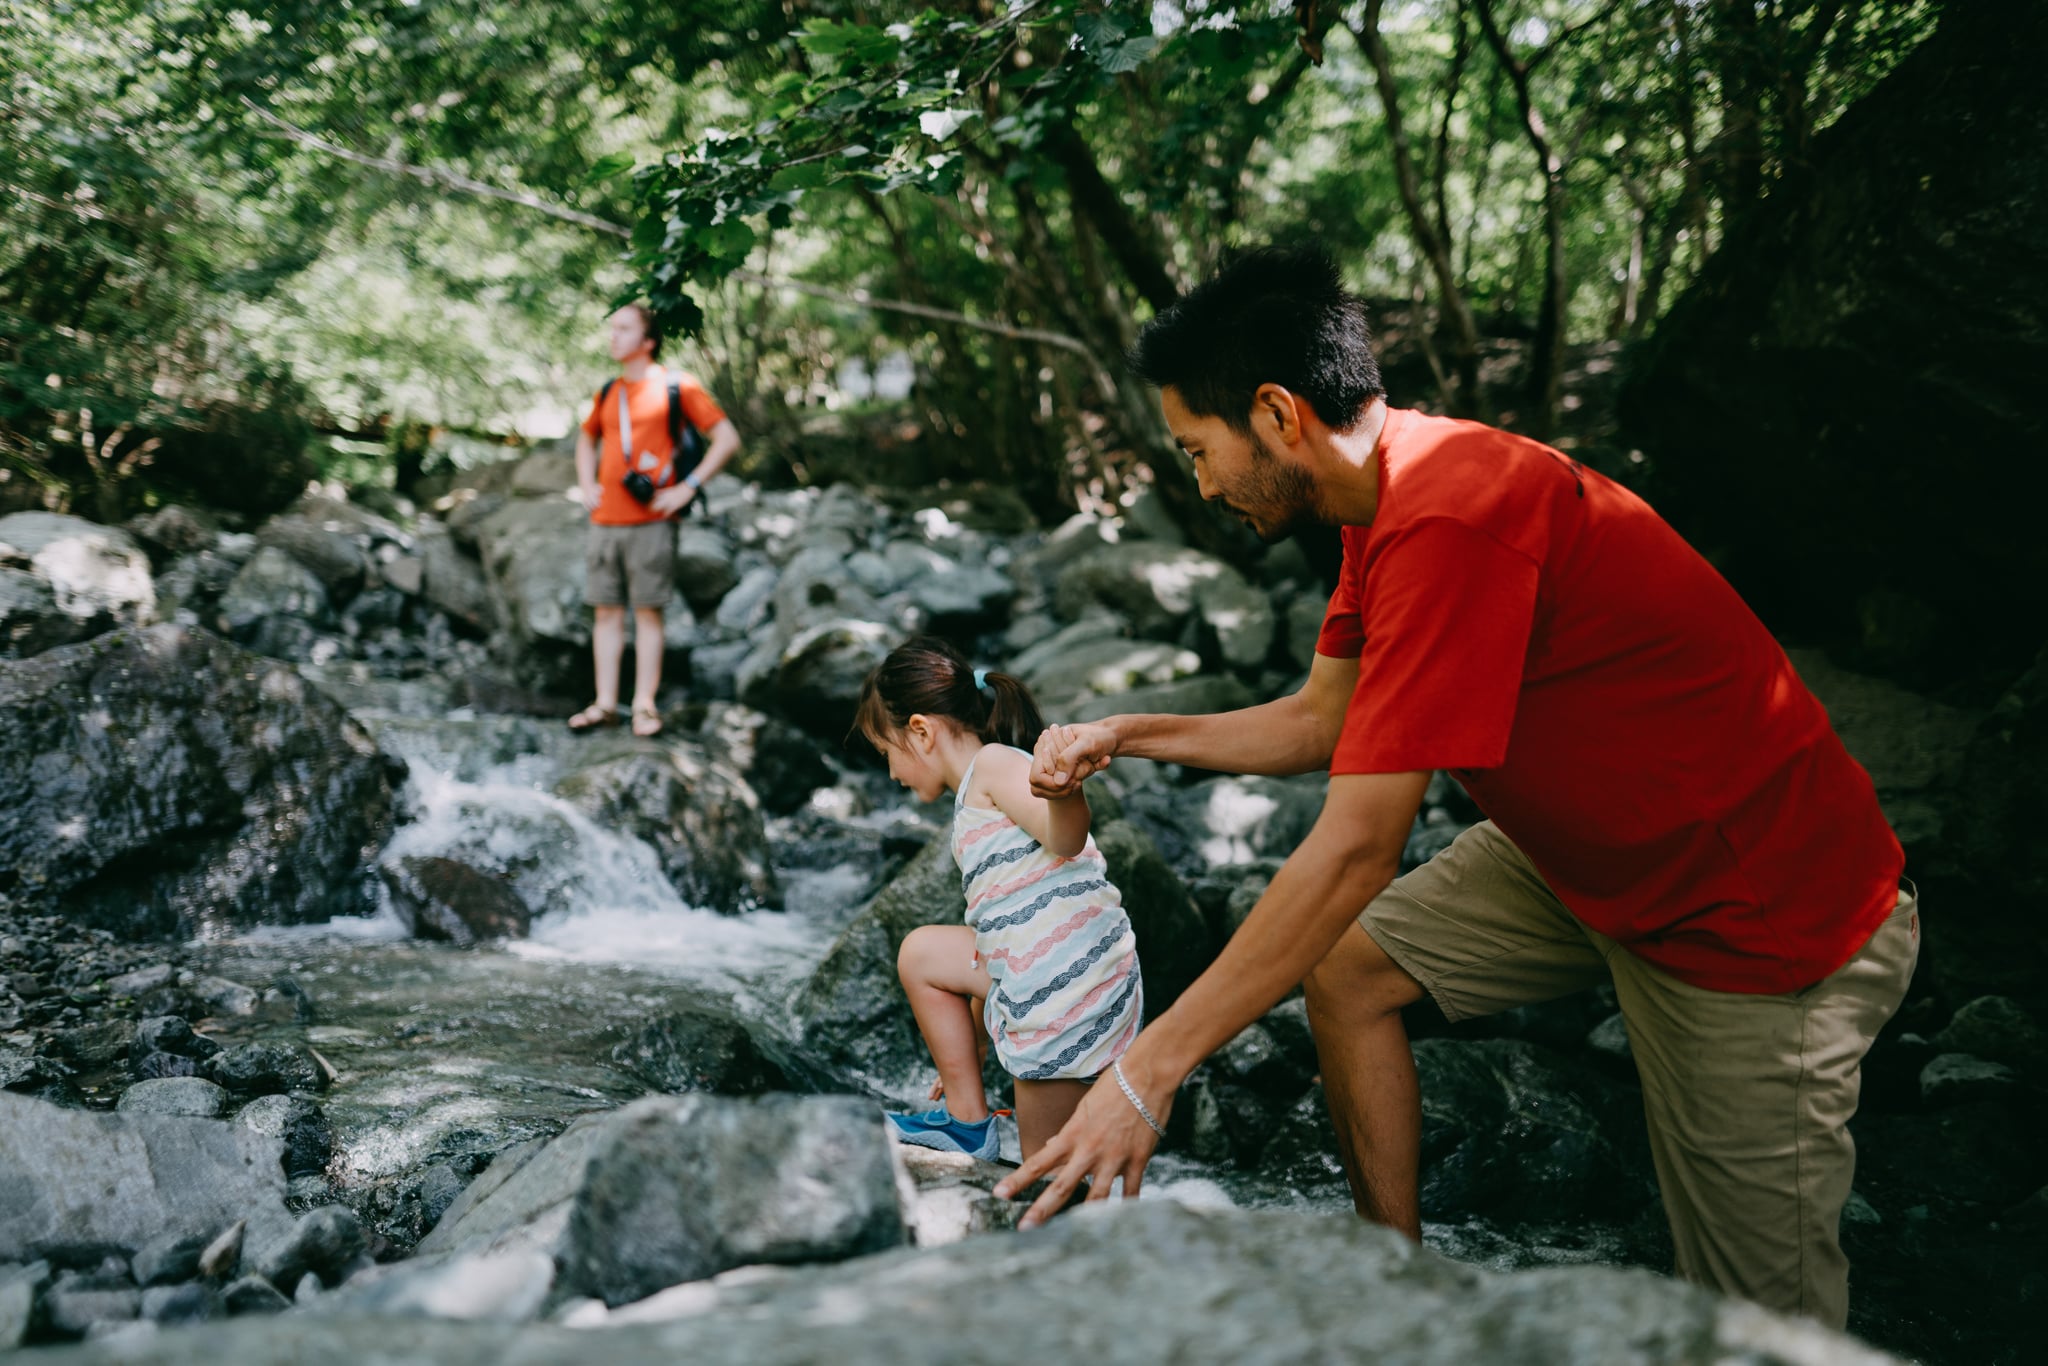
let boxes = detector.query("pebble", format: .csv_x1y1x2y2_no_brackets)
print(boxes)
220,1275,290,1316
140,1283,217,1324
198,1219,246,1281
133,1051,200,1080
183,973,260,1017
1,1262,52,1350
43,1277,141,1336
132,1232,210,1288
116,1077,229,1118
1920,1052,2017,1106
105,964,176,997
251,1206,367,1290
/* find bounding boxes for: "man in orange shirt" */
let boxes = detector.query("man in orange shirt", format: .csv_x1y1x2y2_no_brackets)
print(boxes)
568,303,740,738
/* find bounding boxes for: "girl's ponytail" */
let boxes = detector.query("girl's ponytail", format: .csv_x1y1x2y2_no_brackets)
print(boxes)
976,669,1044,752
854,635,1047,752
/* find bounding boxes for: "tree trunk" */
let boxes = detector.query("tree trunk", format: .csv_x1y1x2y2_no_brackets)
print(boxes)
1349,2,1483,415
1473,0,1568,437
1042,122,1180,313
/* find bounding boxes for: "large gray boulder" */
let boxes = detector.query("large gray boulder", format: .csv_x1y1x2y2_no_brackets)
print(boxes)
380,856,535,945
789,832,966,1092
125,504,219,562
0,512,154,656
1412,1039,1657,1224
473,497,595,650
741,619,891,745
415,1094,906,1310
1054,542,1274,669
254,512,370,602
1068,672,1255,723
1010,617,1202,713
769,546,886,642
0,566,72,657
152,551,241,627
677,702,835,816
0,1091,292,1265
41,1202,1904,1363
611,1003,826,1098
552,733,778,914
414,520,495,634
0,625,395,938
881,540,1014,631
672,525,739,615
216,545,332,654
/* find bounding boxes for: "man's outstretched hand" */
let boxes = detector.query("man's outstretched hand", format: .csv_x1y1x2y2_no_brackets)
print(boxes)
1030,721,1117,799
991,1054,1174,1228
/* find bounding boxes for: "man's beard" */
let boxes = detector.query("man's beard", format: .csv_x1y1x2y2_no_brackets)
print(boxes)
1221,430,1323,544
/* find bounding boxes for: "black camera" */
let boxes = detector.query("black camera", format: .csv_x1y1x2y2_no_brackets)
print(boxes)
622,470,657,504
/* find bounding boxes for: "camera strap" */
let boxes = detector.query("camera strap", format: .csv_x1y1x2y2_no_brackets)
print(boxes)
616,379,671,486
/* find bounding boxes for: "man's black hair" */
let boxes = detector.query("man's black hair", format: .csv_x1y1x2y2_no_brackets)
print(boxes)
1127,245,1384,433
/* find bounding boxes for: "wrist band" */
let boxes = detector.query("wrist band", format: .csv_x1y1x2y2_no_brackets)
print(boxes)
1111,1060,1166,1138
683,471,702,489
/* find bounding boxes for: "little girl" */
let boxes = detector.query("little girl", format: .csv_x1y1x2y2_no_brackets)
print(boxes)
854,635,1143,1162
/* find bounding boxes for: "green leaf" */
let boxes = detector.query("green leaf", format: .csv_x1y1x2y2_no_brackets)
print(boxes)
1074,13,1134,50
1095,35,1158,75
798,20,901,65
588,152,635,182
696,218,757,262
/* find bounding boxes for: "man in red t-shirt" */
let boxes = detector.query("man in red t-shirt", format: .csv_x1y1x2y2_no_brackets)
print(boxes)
998,249,1916,1328
567,303,739,738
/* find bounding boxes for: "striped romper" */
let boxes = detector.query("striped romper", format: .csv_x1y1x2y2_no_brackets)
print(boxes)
952,745,1143,1082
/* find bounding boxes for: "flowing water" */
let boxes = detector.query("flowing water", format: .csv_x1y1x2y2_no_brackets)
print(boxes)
186,709,1334,1216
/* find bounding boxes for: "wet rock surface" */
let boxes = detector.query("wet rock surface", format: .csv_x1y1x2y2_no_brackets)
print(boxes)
0,474,2037,1363
0,625,395,938
39,1204,1903,1365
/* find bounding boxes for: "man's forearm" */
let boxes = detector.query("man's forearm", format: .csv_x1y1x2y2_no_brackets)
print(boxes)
575,434,598,488
1129,832,1398,1085
1110,692,1335,776
692,423,740,484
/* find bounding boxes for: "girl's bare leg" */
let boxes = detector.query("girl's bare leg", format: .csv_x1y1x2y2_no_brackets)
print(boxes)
1012,1078,1092,1160
897,925,994,1122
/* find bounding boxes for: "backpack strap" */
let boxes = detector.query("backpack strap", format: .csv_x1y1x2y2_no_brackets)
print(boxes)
666,380,706,475
666,379,710,518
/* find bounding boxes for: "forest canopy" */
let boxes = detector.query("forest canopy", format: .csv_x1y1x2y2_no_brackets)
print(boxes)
1,0,1937,523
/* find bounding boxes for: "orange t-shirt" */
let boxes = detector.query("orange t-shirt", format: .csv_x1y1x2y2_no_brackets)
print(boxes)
579,367,727,525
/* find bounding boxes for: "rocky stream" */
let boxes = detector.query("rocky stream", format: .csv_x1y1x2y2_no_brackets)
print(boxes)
1,451,2041,1363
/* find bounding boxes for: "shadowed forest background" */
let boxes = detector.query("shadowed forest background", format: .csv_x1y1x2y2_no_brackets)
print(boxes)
2,2,2044,1363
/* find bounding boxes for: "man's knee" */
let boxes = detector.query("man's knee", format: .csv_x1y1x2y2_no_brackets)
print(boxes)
593,604,626,623
1304,923,1426,1026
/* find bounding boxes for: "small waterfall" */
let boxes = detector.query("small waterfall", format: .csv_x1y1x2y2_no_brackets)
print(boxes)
256,713,833,1009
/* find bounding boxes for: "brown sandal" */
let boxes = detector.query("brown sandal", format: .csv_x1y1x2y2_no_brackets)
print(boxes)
568,703,619,732
631,705,664,738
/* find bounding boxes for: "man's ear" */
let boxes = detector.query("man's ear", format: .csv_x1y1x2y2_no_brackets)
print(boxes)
1253,382,1305,445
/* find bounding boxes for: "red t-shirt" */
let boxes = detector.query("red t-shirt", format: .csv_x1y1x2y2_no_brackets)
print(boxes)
1317,408,1903,994
579,367,727,526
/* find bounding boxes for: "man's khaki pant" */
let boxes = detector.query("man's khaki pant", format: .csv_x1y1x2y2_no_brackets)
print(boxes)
1360,820,1919,1328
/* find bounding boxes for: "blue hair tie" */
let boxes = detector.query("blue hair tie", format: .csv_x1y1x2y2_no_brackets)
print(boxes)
973,668,991,694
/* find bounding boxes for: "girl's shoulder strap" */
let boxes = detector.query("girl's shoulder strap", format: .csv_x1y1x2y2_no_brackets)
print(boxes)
954,746,986,810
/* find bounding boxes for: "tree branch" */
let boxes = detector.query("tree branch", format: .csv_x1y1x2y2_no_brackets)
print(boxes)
241,98,1094,358
242,99,632,238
